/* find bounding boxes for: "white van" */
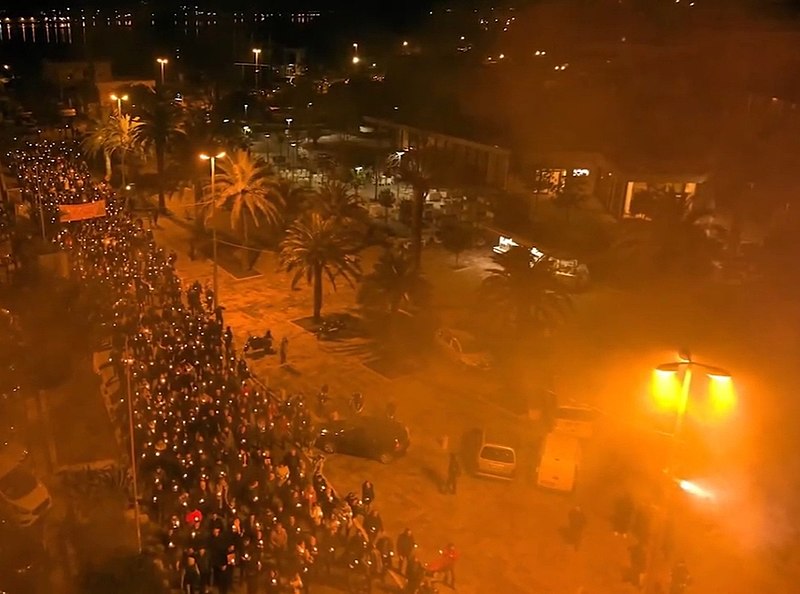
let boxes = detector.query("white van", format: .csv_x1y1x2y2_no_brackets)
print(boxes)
475,430,517,480
0,443,51,526
536,431,581,492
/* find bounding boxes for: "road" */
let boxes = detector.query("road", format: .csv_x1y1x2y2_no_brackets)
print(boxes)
152,213,781,594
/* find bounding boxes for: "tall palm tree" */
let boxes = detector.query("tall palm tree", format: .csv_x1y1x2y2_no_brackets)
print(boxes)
280,212,362,322
138,88,186,212
207,150,284,244
386,146,447,271
616,187,723,278
480,247,572,336
174,106,215,223
308,180,367,226
273,176,310,222
92,114,144,187
357,248,430,320
81,124,113,181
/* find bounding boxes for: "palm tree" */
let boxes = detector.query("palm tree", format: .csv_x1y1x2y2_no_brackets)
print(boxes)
386,147,447,270
138,88,186,212
480,247,572,336
174,106,215,223
81,124,113,181
273,176,310,222
84,114,144,187
207,150,284,244
357,248,430,320
616,187,723,278
308,181,367,226
280,212,362,322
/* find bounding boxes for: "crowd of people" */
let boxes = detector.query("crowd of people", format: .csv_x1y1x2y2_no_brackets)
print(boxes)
8,141,453,594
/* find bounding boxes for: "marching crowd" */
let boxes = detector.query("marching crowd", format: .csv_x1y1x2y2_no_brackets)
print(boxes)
8,141,454,594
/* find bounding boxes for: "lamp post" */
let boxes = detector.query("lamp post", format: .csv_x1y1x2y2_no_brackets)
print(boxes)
124,350,143,554
200,152,226,308
645,350,733,593
252,48,261,88
264,133,271,163
156,58,168,86
110,93,128,116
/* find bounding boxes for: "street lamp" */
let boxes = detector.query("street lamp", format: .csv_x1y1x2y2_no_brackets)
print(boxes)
252,48,261,88
110,93,128,116
200,151,226,308
645,351,733,593
244,103,249,120
156,57,168,85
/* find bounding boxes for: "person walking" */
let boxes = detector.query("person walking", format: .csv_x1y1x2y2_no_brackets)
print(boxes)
568,505,587,551
279,336,288,365
444,453,461,494
180,556,202,594
361,480,375,510
396,528,415,576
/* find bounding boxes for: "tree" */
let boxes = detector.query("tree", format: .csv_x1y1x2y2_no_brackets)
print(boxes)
280,212,362,322
137,87,186,212
273,176,310,222
377,188,395,222
207,150,284,245
308,181,368,228
439,221,473,265
174,106,215,224
81,123,113,181
480,246,572,336
357,248,430,321
82,114,145,187
615,189,723,279
386,146,449,271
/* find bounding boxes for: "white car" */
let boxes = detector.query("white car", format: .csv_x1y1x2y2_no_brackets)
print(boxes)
433,328,492,370
0,443,51,526
536,431,582,492
553,404,597,440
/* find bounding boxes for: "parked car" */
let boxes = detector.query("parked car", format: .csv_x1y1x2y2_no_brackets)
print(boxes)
0,443,51,526
433,328,492,370
552,404,597,440
315,416,410,464
536,431,582,492
475,429,517,480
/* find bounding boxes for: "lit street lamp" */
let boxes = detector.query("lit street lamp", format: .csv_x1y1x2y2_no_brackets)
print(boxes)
252,48,261,88
645,350,734,593
110,93,128,116
200,151,226,308
156,57,168,85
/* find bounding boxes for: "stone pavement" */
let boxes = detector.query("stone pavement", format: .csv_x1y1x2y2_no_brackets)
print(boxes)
147,212,788,594
150,214,642,594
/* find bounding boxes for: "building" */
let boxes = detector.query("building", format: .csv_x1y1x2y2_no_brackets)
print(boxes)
363,116,510,190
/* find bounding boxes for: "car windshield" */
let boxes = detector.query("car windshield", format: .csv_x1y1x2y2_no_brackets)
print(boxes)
0,465,37,500
480,446,515,464
557,407,594,422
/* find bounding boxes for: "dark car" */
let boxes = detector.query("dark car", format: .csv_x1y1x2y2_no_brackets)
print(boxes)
315,417,410,464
